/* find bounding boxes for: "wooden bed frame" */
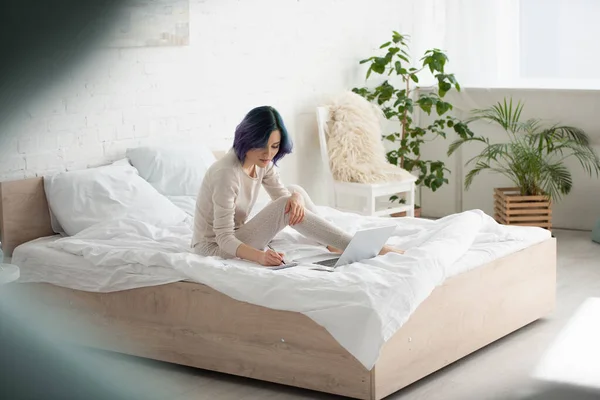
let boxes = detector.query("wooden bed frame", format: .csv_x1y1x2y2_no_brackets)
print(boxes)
0,176,557,400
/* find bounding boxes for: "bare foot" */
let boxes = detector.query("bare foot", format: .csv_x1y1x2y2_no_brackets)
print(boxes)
327,245,343,254
379,245,405,256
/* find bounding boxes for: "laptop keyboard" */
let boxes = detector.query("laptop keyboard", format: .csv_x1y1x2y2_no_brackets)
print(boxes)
314,258,339,267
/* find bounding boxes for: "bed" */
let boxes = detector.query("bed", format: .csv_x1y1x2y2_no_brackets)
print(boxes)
0,174,556,400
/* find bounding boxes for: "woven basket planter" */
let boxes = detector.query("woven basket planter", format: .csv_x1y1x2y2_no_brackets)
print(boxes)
493,187,552,230
391,206,421,218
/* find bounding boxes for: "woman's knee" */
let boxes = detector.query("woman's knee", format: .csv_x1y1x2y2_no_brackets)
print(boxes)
272,194,292,209
287,184,307,198
287,185,316,211
267,195,293,226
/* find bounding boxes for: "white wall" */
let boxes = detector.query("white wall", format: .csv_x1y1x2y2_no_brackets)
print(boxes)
396,0,600,230
418,88,600,230
0,0,413,206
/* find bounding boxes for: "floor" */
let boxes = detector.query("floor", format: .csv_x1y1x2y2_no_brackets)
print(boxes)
3,230,600,400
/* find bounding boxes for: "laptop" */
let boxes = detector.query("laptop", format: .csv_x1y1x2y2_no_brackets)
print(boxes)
270,225,396,271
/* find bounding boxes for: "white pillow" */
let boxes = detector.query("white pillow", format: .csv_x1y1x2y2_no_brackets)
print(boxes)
44,163,188,236
47,159,133,235
126,145,216,197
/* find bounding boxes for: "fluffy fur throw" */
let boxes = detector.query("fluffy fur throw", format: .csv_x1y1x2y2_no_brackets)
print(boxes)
325,91,414,184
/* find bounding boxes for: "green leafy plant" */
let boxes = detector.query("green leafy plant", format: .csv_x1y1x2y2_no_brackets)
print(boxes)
352,31,473,203
448,97,600,201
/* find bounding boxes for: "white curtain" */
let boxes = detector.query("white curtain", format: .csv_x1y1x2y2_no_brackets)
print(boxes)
412,0,600,90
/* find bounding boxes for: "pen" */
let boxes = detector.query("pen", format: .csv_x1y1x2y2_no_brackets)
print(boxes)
267,244,285,264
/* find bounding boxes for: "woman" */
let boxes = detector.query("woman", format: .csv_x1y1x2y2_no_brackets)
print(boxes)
192,106,403,266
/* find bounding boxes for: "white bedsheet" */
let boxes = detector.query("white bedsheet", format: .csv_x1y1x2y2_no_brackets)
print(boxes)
13,207,551,370
14,236,184,292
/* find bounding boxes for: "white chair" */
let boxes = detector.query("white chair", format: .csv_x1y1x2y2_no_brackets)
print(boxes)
316,106,417,217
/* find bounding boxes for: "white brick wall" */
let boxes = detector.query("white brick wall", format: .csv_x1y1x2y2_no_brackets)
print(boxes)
0,0,413,205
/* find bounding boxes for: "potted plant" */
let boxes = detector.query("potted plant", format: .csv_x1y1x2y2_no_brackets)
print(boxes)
448,97,600,229
352,31,473,216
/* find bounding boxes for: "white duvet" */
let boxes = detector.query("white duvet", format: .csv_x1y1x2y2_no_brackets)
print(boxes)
38,207,550,370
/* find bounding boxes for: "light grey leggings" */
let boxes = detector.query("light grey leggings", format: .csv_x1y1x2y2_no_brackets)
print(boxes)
198,185,353,258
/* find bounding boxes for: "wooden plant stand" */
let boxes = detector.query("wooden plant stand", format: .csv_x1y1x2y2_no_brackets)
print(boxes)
494,187,552,230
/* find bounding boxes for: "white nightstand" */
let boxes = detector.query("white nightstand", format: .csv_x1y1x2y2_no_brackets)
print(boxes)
0,263,20,285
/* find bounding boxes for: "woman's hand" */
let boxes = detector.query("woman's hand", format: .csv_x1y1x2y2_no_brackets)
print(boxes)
285,193,305,225
258,249,285,266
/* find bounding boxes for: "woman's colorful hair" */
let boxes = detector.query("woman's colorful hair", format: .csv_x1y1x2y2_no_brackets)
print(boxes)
232,106,293,165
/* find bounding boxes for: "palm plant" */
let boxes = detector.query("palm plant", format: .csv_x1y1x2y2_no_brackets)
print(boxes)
447,98,600,202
